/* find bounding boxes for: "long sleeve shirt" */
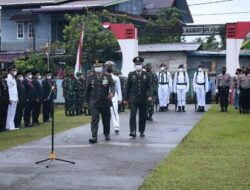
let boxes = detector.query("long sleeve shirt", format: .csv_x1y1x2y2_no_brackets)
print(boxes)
111,74,122,102
6,74,18,102
193,71,209,92
173,71,189,92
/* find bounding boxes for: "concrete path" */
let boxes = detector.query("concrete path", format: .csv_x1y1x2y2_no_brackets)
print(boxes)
0,105,207,190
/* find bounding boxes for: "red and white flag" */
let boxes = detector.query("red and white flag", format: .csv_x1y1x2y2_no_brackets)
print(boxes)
74,25,84,76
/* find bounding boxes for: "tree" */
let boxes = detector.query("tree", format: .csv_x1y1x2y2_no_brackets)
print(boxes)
194,35,220,50
139,8,182,44
63,10,129,71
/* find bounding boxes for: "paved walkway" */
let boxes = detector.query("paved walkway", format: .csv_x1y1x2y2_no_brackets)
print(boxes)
0,105,207,190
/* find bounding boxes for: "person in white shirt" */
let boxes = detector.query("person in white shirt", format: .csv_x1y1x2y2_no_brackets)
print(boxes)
6,65,19,130
192,65,209,112
173,64,189,112
157,63,172,112
105,61,122,135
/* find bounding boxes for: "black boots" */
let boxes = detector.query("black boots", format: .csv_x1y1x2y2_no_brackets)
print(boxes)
89,137,97,144
182,106,186,112
177,106,181,112
197,106,205,112
177,106,186,112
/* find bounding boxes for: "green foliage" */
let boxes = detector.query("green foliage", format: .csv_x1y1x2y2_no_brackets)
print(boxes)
139,8,182,44
241,38,250,49
63,10,129,70
14,53,47,73
194,35,221,50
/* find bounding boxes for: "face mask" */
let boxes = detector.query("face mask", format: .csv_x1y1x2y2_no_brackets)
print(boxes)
38,75,41,80
47,76,52,80
13,71,17,76
107,67,113,73
27,74,32,79
198,68,202,72
179,68,184,72
94,67,102,73
160,67,165,71
19,76,24,81
135,65,142,71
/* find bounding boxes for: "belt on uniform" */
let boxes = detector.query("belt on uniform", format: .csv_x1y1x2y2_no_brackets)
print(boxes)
159,82,169,85
177,83,187,85
196,82,205,85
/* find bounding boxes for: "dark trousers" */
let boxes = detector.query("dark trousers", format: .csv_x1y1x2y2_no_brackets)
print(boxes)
129,102,147,134
14,102,24,128
32,101,41,124
219,87,229,108
0,103,8,131
239,88,250,111
43,100,52,122
206,91,212,104
90,106,111,137
24,101,33,126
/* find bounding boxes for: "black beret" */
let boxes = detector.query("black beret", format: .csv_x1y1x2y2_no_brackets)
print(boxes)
32,70,40,75
160,63,166,67
45,70,52,74
16,72,23,76
133,56,144,64
178,64,184,68
25,70,32,74
8,65,16,72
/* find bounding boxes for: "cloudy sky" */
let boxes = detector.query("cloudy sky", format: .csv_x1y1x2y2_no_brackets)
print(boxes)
187,0,250,24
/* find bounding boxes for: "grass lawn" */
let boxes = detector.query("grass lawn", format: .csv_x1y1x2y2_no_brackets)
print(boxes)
0,107,90,151
140,105,250,190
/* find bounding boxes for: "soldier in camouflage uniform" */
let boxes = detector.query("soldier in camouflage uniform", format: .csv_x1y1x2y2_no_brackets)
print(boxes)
145,63,158,121
62,68,78,116
76,72,86,115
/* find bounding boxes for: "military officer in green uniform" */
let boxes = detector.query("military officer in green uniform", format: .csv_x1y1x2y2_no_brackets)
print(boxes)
124,56,153,138
85,61,115,144
62,68,78,116
145,63,158,121
76,72,86,115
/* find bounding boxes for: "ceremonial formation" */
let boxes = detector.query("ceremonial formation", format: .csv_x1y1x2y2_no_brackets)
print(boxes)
0,57,250,142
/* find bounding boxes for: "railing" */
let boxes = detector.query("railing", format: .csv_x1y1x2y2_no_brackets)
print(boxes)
1,41,46,52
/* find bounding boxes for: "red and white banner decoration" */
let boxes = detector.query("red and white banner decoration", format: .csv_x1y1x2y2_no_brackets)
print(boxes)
74,25,84,76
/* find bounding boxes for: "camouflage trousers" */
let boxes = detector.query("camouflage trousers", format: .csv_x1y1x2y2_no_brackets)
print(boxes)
146,101,155,120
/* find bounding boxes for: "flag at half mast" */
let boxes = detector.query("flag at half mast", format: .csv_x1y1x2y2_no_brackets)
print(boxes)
74,24,84,76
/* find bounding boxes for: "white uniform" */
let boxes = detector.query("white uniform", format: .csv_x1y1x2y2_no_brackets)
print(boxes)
6,74,18,130
157,70,172,107
173,71,189,106
110,74,122,132
193,71,209,107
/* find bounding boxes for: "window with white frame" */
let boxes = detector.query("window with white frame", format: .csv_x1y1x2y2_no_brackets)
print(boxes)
28,23,34,38
17,23,24,39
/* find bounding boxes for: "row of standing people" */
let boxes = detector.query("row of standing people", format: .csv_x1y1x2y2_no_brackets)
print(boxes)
0,67,56,132
62,68,127,117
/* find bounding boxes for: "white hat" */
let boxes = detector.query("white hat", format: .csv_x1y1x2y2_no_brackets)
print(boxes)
105,61,115,66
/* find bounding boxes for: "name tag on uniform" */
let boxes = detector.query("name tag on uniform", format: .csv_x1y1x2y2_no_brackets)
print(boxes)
91,80,95,88
102,76,108,85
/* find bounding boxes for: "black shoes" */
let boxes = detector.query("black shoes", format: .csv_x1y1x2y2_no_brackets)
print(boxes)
105,135,111,141
129,131,136,138
140,133,145,138
182,106,186,112
177,106,181,112
115,129,119,135
89,137,97,144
